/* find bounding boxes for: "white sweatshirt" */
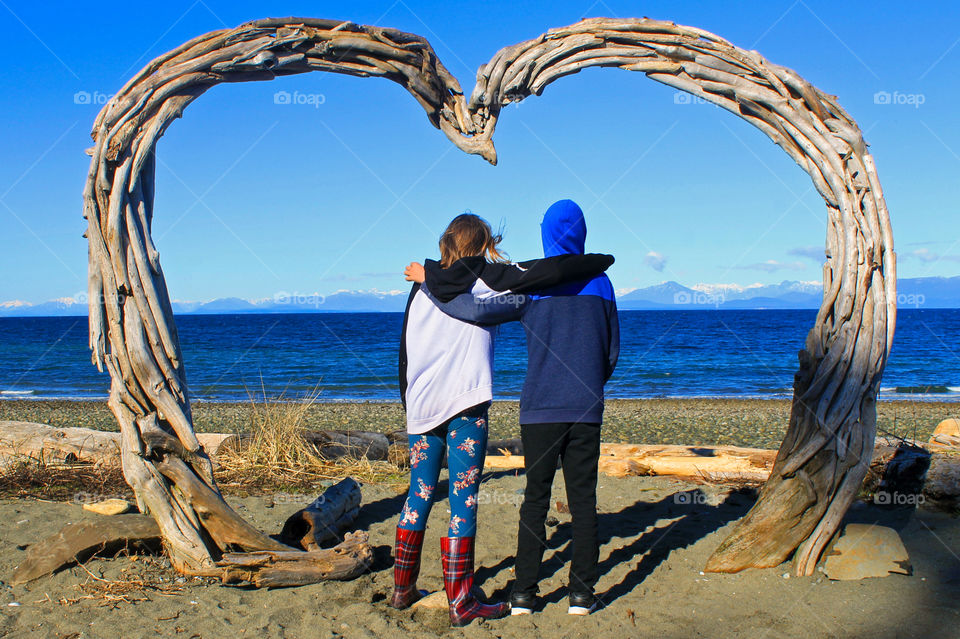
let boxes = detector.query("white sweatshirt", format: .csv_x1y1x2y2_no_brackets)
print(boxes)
401,281,501,434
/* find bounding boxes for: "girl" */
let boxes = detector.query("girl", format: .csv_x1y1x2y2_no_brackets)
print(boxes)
392,213,613,627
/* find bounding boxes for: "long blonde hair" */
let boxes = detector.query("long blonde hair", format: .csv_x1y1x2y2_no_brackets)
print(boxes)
439,213,507,267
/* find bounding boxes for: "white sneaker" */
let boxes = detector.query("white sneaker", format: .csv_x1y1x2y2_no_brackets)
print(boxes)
568,593,598,615
509,592,536,615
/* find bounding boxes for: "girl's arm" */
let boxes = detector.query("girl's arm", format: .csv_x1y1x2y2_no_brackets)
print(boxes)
423,254,615,303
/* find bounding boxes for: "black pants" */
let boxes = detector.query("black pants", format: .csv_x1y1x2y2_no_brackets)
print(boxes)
513,422,600,596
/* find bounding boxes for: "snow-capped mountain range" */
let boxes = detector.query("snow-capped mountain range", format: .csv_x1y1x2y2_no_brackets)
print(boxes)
1,277,958,316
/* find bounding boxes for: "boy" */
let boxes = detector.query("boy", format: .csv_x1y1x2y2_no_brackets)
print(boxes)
510,199,619,616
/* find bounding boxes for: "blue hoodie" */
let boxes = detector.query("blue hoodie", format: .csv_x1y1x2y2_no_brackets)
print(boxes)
520,199,620,425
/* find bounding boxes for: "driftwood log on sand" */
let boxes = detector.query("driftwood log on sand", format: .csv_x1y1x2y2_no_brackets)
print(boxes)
279,478,362,550
218,531,373,587
11,515,162,584
219,431,390,461
483,443,777,483
0,421,229,465
0,421,379,465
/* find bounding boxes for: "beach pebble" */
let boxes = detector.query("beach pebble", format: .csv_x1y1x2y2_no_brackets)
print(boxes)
933,418,959,438
411,591,447,610
82,498,131,516
931,418,960,446
823,524,911,580
545,516,560,527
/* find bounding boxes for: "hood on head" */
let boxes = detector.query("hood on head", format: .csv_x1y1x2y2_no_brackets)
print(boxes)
541,199,586,257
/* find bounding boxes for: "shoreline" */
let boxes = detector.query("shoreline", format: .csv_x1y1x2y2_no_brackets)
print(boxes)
1,398,953,449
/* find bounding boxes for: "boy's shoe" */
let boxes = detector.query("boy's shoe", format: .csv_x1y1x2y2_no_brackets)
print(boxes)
509,591,538,615
568,591,599,616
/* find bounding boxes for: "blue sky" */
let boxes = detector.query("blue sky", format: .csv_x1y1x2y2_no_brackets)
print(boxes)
1,0,958,304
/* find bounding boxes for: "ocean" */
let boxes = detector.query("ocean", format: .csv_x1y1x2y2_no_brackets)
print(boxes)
0,309,958,403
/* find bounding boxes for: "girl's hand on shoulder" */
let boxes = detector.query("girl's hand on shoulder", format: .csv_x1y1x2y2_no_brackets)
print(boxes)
404,262,425,283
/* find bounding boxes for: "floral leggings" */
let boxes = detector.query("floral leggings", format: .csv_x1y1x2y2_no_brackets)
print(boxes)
398,403,489,537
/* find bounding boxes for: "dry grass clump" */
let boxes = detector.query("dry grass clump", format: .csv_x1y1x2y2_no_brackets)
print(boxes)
0,457,129,501
215,391,404,491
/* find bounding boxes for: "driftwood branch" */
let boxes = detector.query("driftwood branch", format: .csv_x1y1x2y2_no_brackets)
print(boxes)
85,15,895,578
279,478,362,550
218,531,373,587
11,515,162,584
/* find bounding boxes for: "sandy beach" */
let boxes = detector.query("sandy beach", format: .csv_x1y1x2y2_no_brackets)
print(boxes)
1,471,958,638
0,398,957,637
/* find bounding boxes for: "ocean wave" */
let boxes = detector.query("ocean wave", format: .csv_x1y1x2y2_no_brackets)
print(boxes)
883,385,958,394
0,390,34,396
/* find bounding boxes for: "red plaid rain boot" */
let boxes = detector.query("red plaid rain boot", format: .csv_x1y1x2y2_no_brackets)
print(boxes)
440,536,510,627
390,527,426,609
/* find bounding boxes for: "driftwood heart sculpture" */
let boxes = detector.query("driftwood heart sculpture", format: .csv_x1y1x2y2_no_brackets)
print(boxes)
83,17,895,579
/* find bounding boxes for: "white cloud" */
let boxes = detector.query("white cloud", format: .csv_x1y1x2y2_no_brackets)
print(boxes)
788,246,824,261
906,248,960,263
643,251,667,272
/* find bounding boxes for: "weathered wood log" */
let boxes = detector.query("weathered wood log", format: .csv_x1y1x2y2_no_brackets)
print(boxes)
0,421,396,465
0,421,121,465
220,430,390,460
218,531,373,587
599,443,776,481
85,15,894,579
0,420,229,465
279,478,362,550
483,444,776,482
11,514,161,584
